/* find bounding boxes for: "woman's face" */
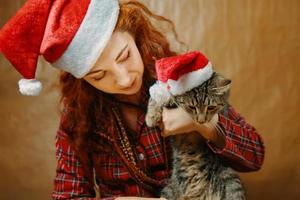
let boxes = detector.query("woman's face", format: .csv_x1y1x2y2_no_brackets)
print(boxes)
83,31,144,95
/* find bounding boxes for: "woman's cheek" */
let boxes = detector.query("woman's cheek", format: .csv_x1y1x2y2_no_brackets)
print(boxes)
130,53,144,73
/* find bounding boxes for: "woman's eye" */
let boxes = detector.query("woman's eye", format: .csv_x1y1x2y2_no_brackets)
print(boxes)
93,72,105,81
119,51,130,62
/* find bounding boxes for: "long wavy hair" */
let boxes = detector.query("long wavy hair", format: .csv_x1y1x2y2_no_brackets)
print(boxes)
58,0,186,185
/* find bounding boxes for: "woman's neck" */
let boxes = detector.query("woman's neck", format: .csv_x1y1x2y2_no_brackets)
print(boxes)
114,89,142,105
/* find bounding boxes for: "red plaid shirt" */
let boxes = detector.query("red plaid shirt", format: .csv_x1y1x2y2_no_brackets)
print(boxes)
52,96,265,199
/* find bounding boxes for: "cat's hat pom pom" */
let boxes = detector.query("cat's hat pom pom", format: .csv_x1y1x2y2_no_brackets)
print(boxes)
149,81,171,104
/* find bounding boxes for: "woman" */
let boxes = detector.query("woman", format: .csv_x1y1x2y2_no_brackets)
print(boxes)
52,1,265,200
0,0,264,199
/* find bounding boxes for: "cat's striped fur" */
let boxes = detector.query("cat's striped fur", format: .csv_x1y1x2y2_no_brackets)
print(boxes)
146,72,246,200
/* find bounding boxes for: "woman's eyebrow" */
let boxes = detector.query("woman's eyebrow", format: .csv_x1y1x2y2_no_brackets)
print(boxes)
87,44,128,76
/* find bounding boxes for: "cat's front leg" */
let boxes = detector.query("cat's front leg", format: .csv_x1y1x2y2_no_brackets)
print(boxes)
145,97,163,127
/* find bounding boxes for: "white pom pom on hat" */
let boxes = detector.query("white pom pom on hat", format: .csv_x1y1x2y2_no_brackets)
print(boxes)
18,79,42,96
0,0,120,96
149,81,171,104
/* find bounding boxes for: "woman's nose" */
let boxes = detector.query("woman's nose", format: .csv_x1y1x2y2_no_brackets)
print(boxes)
111,65,131,87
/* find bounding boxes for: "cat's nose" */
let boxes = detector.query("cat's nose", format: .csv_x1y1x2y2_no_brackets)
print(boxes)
197,115,205,123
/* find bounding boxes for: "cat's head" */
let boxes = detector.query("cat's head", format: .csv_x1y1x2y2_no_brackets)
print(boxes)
173,72,231,123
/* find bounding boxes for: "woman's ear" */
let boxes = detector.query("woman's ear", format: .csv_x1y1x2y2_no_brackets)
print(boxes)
209,73,231,95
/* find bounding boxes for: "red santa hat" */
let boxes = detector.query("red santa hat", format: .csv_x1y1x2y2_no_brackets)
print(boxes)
149,51,213,104
0,0,119,96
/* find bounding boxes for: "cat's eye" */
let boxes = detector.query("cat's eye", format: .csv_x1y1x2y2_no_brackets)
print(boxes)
207,106,217,111
188,105,196,110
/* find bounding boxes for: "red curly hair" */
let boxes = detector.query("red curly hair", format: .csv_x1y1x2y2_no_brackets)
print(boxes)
58,0,186,185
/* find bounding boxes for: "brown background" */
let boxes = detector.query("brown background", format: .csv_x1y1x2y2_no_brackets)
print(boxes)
1,0,300,199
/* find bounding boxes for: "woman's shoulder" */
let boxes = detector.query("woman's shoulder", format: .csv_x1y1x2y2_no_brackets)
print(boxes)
52,102,73,152
56,106,72,141
56,127,69,140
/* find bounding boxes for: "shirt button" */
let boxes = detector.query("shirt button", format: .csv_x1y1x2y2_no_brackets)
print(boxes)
138,153,145,160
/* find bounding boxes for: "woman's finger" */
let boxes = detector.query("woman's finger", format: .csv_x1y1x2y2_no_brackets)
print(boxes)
158,121,167,137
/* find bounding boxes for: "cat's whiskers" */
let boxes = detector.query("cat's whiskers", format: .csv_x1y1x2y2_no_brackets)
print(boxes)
205,120,225,138
213,122,226,138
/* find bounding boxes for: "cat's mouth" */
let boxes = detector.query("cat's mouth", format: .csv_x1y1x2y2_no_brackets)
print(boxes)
194,116,213,124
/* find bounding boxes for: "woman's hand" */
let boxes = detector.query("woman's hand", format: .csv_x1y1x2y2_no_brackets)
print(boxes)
161,106,197,137
161,107,225,148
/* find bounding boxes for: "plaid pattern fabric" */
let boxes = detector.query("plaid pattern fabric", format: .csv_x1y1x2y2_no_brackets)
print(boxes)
52,98,265,199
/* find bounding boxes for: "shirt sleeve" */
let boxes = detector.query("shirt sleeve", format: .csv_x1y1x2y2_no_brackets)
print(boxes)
52,128,119,200
206,104,265,172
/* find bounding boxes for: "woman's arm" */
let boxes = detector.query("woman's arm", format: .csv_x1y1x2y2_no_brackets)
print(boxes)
52,128,98,200
54,128,130,200
53,118,165,200
161,104,265,172
204,104,265,172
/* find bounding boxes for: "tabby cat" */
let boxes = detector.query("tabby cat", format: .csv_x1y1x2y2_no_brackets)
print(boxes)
145,72,246,200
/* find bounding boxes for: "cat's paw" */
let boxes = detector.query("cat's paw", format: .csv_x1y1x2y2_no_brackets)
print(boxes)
145,113,160,127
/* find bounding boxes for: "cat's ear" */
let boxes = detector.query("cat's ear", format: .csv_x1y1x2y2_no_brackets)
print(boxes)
209,73,231,95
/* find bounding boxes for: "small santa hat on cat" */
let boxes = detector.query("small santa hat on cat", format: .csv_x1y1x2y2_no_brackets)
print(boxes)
149,51,213,104
0,0,119,96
